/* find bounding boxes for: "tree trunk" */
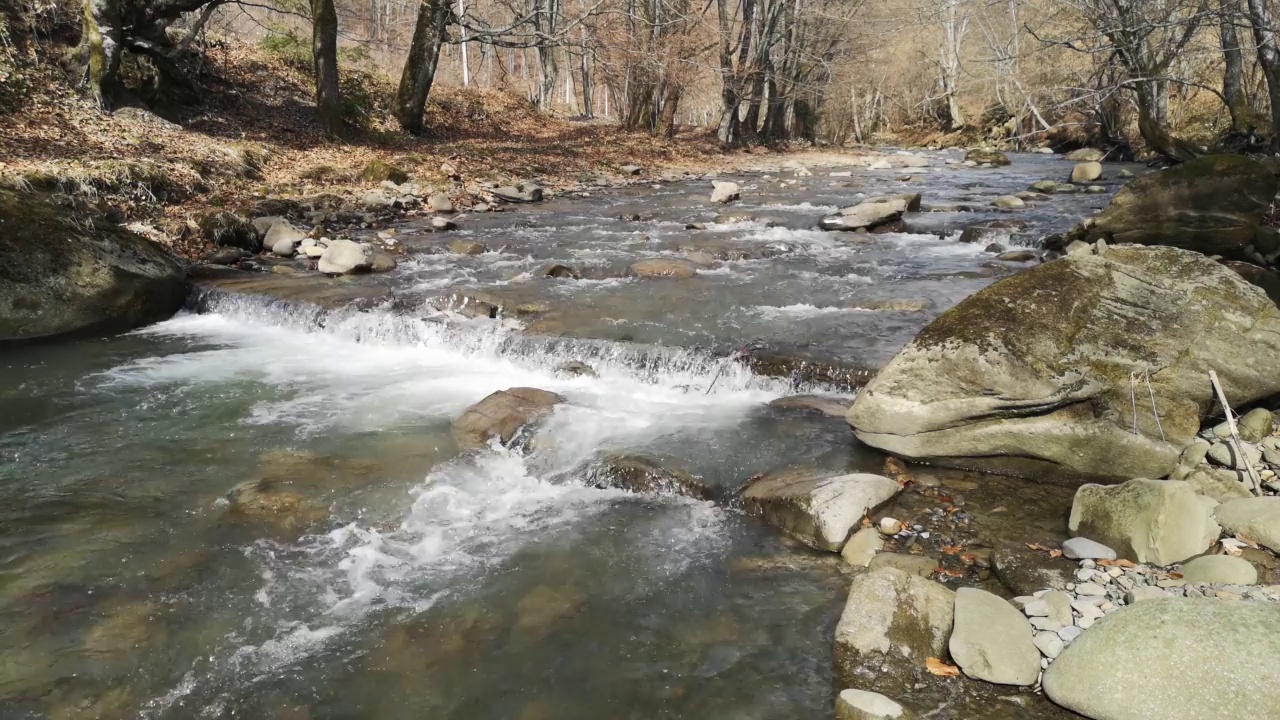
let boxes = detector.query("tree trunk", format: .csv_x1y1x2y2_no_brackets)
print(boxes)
311,0,343,137
655,85,679,138
1246,0,1280,151
82,0,123,109
742,69,765,139
394,0,449,134
1220,0,1251,131
1133,80,1203,162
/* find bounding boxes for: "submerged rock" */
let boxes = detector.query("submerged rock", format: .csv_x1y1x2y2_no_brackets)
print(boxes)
767,394,854,418
0,188,185,341
834,567,955,694
590,454,713,500
1068,479,1219,565
836,689,908,720
949,587,1041,686
452,388,565,449
741,469,900,551
1043,599,1280,720
847,245,1280,481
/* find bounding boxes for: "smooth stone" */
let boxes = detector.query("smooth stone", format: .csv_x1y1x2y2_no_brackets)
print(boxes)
1237,408,1274,443
1062,537,1118,561
949,587,1041,686
1069,479,1220,565
1033,631,1065,659
1214,497,1280,553
317,239,372,275
993,195,1025,209
991,542,1075,595
1071,162,1103,183
451,388,565,449
1179,554,1259,585
1057,625,1083,643
1043,590,1075,627
741,471,901,551
835,689,907,720
867,552,938,578
710,181,741,204
841,526,885,567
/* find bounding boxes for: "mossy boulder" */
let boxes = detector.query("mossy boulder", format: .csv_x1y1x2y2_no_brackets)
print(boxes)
1063,154,1278,259
847,245,1280,481
360,159,409,185
0,189,184,341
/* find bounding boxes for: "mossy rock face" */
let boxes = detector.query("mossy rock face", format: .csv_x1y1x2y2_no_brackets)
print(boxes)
0,189,185,341
848,244,1280,482
360,160,409,185
1082,154,1277,259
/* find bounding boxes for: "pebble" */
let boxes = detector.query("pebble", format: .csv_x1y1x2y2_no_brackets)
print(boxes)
1030,617,1063,632
1075,569,1095,582
878,517,903,535
1023,599,1051,617
1077,615,1096,630
1033,632,1065,659
1075,583,1106,596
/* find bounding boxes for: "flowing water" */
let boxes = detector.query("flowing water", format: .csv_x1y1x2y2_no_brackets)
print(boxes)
0,151,1129,719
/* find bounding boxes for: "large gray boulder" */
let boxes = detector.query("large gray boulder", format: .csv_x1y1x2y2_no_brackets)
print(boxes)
820,195,917,232
1043,599,1280,720
317,239,372,275
1069,479,1219,565
949,587,1041,686
833,567,955,694
0,189,184,341
452,388,565,449
741,470,900,551
1062,154,1277,259
1214,497,1280,553
847,245,1280,481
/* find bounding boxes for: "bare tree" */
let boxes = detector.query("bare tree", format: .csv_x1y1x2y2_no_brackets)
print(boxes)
395,0,452,133
312,0,344,137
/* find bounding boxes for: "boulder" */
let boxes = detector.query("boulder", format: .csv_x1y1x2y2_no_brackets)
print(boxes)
949,587,1040,686
452,388,565,449
492,183,543,203
1178,554,1258,585
957,219,1025,244
317,240,372,275
1183,466,1253,502
821,196,911,232
965,148,1011,166
0,189,184,341
1043,599,1280,720
263,221,305,256
449,240,487,255
741,470,900,551
710,181,741,204
1070,162,1103,183
833,567,955,693
841,526,885,567
836,689,908,720
1068,479,1220,565
630,259,698,279
1214,497,1280,553
251,215,287,236
543,264,581,279
589,454,713,500
1065,155,1278,259
846,245,1280,481
1065,148,1105,162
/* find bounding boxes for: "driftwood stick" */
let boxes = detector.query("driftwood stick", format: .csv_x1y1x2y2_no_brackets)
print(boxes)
1208,369,1263,497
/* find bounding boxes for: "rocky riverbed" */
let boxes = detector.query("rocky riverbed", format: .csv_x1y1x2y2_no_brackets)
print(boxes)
5,148,1279,720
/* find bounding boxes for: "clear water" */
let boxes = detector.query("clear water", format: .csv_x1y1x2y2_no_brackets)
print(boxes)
0,151,1123,718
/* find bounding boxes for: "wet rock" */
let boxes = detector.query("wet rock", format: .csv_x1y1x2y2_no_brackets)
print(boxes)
429,193,454,213
847,245,1280,481
224,476,330,534
1070,162,1103,183
992,542,1076,595
629,259,698,279
199,210,261,251
950,587,1040,686
868,552,937,578
1179,554,1258,585
821,196,912,232
1065,148,1105,162
542,264,581,279
1030,180,1063,193
1069,479,1220,565
993,195,1025,209
1043,599,1280,720
743,348,878,393
996,250,1036,262
983,243,1005,254
1,189,185,341
958,218,1026,244
965,148,1011,166
1061,537,1116,561
833,567,955,694
430,216,457,231
492,183,544,203
853,299,928,312
836,689,909,720
710,181,741,204
452,388,565,449
317,239,372,275
429,292,499,319
515,584,582,633
741,469,900,551
841,527,885,567
768,394,854,418
1214,497,1280,553
590,454,713,500
264,221,305,256
369,251,397,273
449,239,487,255
555,360,596,377
205,246,246,265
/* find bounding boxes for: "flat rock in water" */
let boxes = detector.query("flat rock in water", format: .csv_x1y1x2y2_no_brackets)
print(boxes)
630,259,698,279
846,245,1280,481
1069,479,1219,565
451,388,565,449
1061,537,1117,560
834,567,955,694
1178,554,1258,585
835,689,907,720
949,587,1041,686
1065,148,1105,162
741,470,900,551
992,542,1076,595
1043,599,1280,720
1214,497,1280,553
768,394,854,417
590,454,713,501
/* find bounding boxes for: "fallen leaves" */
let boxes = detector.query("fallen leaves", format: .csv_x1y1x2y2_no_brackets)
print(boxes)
926,657,960,677
1025,542,1062,558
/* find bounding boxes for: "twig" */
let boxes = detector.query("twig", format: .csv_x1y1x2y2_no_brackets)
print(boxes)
1208,369,1263,496
1144,369,1165,441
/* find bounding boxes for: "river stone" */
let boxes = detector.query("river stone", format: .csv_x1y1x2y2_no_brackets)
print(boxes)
992,542,1075,595
835,689,907,720
317,239,371,275
492,183,543,203
451,388,565,449
590,454,713,501
847,245,1280,481
449,240,487,255
868,552,938,578
1061,537,1117,561
1238,408,1275,443
1043,598,1280,720
1206,440,1261,470
369,251,397,273
965,148,1010,166
1066,148,1105,162
1069,479,1220,565
1043,590,1074,627
263,221,305,255
630,259,698,279
833,567,955,694
0,189,185,341
1179,554,1258,585
821,197,909,232
993,195,1025,209
949,587,1041,686
841,527,885,567
710,181,741,204
1066,154,1278,259
1214,497,1280,553
741,471,900,551
996,250,1036,262
1030,180,1062,193
429,193,454,213
1071,162,1103,183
